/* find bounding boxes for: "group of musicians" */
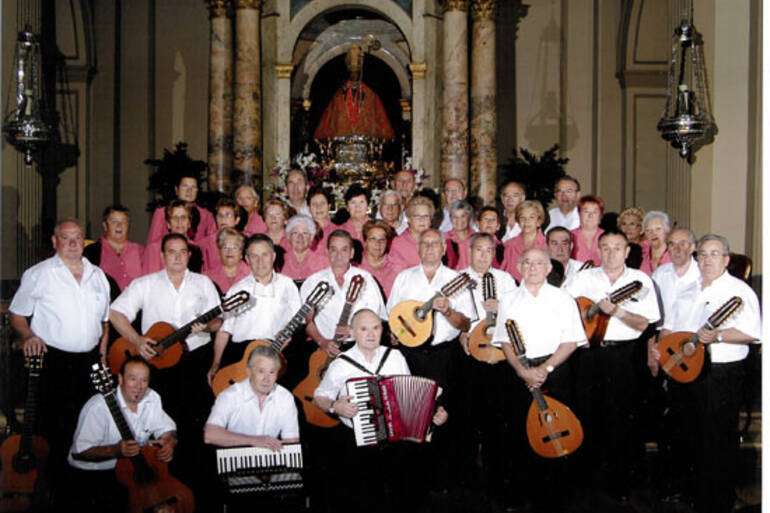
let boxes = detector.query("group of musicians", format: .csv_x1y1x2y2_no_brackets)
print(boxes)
6,169,760,513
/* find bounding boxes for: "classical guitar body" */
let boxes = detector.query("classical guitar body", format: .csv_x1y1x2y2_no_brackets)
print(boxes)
212,340,288,396
0,434,49,513
115,445,195,513
388,300,434,348
575,297,610,347
526,394,584,459
468,319,505,364
657,331,705,383
293,349,339,428
108,322,184,372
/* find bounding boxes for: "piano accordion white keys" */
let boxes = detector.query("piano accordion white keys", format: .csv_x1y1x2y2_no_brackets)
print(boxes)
216,443,304,495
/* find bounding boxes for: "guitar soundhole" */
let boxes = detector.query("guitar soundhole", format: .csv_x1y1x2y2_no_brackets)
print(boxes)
12,451,36,473
678,362,689,372
666,347,676,356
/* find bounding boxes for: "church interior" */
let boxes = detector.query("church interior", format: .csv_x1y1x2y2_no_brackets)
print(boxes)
0,0,762,512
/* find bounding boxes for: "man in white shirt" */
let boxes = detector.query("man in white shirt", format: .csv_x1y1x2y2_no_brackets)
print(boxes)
492,248,587,511
499,181,525,242
302,230,387,357
656,234,760,513
208,234,302,385
66,356,177,512
313,309,446,513
545,175,581,232
565,230,660,502
377,189,408,235
9,218,111,492
546,226,585,285
387,228,475,491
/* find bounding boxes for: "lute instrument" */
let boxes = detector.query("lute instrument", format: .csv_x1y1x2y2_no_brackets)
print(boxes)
89,363,195,513
575,280,642,346
211,281,333,396
506,320,583,458
108,291,250,373
389,272,477,347
293,275,365,428
0,355,48,513
658,296,742,383
468,273,505,364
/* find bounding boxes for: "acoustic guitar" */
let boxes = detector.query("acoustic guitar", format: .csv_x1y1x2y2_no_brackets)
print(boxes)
211,281,333,396
389,272,476,347
506,320,583,458
658,296,742,383
468,273,505,364
294,275,365,428
575,280,642,346
0,355,48,513
108,291,250,374
89,363,195,513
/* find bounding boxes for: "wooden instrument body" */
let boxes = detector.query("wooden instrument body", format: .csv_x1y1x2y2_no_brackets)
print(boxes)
211,340,288,395
293,349,339,428
0,435,49,512
575,297,610,346
468,319,505,364
388,300,434,348
525,392,584,458
658,331,705,383
115,445,195,513
109,322,184,372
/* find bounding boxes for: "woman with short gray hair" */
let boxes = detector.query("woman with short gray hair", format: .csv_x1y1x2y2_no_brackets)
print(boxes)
282,214,327,282
640,210,672,275
445,200,476,269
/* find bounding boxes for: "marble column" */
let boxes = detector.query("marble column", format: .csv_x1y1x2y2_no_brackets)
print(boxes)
233,0,262,187
410,62,427,170
470,0,497,204
440,0,469,185
207,0,233,192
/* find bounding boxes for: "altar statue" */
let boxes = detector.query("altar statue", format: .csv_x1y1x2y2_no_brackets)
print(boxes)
313,44,395,141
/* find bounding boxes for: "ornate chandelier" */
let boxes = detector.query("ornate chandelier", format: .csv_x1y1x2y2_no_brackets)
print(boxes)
657,18,717,160
2,29,53,166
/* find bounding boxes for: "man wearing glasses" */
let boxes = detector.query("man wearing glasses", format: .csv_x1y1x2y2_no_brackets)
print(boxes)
546,175,582,232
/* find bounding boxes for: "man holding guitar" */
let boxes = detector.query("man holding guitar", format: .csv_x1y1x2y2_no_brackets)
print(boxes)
655,234,760,513
67,356,178,512
386,228,475,492
492,248,586,512
564,230,660,502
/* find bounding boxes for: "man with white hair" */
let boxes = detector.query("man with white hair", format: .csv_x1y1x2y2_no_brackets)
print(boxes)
377,189,408,234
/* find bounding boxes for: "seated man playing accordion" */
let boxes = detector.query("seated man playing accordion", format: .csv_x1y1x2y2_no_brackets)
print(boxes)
313,309,447,513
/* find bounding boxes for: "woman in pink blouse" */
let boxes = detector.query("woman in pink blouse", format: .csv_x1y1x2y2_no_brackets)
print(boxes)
235,185,267,236
502,200,547,281
570,195,605,266
263,199,290,247
358,220,402,299
444,200,475,270
308,185,336,255
389,195,435,269
337,183,371,243
639,210,672,275
281,214,327,281
205,227,250,295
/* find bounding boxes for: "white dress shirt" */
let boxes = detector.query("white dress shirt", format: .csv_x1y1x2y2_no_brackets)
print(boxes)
565,266,660,341
314,345,411,428
501,222,522,243
207,380,299,439
546,206,580,233
10,256,110,353
563,258,585,284
68,388,176,470
387,264,478,345
492,283,587,358
662,271,761,363
110,270,221,351
460,266,518,331
652,259,701,328
220,272,302,343
301,266,387,340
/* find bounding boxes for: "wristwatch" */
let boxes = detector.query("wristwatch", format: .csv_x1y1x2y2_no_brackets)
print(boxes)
546,365,555,373
328,404,336,415
716,331,724,343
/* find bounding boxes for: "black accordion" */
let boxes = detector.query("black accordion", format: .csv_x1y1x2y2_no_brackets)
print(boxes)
216,443,303,495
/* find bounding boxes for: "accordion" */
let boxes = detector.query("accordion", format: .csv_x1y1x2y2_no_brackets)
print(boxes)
216,443,303,495
345,375,439,447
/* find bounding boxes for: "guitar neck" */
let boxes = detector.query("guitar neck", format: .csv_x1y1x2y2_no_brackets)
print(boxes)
529,386,550,411
103,391,138,442
20,370,41,452
157,305,223,350
416,291,443,318
272,303,313,352
334,301,355,343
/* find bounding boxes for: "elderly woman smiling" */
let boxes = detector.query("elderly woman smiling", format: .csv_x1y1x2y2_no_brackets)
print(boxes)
281,214,327,282
639,210,672,275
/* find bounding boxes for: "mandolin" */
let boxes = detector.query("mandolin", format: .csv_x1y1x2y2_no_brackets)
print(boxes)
506,320,583,459
211,281,333,396
389,272,477,347
294,275,365,428
468,273,505,364
0,355,49,513
575,280,642,346
89,363,195,513
658,296,742,383
108,291,250,374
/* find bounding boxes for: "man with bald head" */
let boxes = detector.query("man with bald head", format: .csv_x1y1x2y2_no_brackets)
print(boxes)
9,218,111,500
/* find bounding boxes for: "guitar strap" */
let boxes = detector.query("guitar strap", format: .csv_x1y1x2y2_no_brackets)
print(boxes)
337,347,392,377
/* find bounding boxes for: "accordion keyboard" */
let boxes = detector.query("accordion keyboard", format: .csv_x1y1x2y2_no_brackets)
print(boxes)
347,379,387,446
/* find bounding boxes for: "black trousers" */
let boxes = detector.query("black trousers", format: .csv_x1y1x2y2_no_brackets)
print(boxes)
59,466,126,513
